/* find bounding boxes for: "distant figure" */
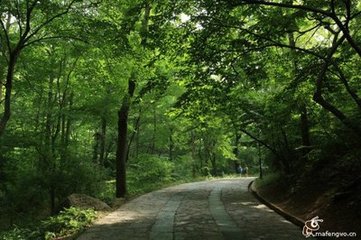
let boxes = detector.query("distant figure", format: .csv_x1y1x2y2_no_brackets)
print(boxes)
238,165,243,175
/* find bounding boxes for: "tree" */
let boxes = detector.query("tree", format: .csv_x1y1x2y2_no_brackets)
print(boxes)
224,0,361,136
0,0,86,137
167,0,361,178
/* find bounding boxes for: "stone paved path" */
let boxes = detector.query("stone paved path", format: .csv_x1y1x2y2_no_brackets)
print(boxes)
77,178,309,240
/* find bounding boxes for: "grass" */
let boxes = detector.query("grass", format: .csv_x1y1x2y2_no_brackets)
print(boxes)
254,172,282,188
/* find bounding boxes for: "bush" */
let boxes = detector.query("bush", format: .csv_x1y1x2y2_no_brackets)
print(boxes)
41,207,96,239
127,154,175,195
1,150,108,217
0,207,96,240
172,154,195,180
0,226,40,240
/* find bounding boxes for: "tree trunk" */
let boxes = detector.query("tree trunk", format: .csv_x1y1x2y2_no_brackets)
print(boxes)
288,30,311,156
115,1,150,197
169,127,174,161
148,106,157,154
258,142,263,179
99,116,107,166
233,131,240,172
60,92,73,161
115,78,135,198
93,132,100,163
127,109,141,161
64,93,73,148
191,131,197,177
210,140,217,176
300,105,311,155
0,1,77,137
0,50,19,137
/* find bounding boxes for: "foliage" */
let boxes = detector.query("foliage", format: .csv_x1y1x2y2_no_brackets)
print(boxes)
171,154,196,180
41,207,96,240
0,226,39,240
127,154,175,195
0,150,107,223
0,207,96,240
1,0,361,233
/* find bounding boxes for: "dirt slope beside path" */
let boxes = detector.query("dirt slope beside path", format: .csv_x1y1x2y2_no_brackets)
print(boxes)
254,177,361,239
77,178,309,240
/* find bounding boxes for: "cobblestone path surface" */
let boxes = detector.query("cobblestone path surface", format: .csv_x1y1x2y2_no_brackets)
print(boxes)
77,178,308,240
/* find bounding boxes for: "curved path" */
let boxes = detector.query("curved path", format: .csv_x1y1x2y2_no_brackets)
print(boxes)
77,178,307,240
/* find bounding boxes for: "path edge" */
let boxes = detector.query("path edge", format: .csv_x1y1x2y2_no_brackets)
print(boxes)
248,180,305,229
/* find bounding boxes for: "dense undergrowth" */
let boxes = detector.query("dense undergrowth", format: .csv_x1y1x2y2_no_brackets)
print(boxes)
0,207,96,240
0,153,206,240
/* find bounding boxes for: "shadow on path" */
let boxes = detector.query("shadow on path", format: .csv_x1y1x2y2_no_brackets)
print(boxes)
77,178,309,240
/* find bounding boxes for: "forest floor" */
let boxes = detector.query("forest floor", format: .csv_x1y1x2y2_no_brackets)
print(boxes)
254,173,361,238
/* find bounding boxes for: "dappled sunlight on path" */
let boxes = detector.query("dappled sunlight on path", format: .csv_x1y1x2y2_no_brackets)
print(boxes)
77,178,309,240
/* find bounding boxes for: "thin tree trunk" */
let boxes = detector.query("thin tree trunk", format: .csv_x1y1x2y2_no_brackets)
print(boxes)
300,105,311,155
258,142,263,179
99,116,107,166
169,127,174,160
191,131,197,177
64,92,73,148
148,106,157,154
127,109,141,161
233,131,240,172
93,133,100,163
210,141,217,175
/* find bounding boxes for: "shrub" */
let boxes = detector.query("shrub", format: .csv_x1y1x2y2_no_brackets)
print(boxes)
41,207,96,239
0,226,40,240
127,154,175,195
0,207,96,240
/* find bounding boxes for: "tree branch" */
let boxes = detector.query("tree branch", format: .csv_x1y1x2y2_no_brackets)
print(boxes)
239,127,281,157
236,0,333,18
238,26,324,59
313,34,361,136
235,0,361,58
15,0,23,37
22,0,38,42
314,33,344,95
329,64,361,110
24,0,77,43
0,19,11,53
23,35,87,47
